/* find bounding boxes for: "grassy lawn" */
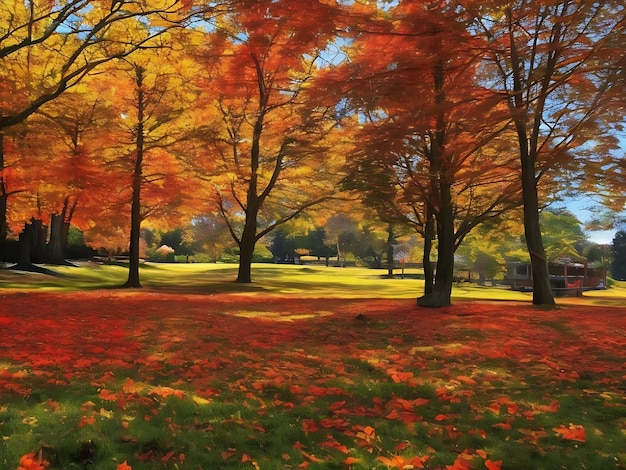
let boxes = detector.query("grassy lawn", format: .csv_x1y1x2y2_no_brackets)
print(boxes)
1,263,625,469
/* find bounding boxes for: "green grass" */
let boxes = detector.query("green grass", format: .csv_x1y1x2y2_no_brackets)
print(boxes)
1,264,626,469
3,261,623,306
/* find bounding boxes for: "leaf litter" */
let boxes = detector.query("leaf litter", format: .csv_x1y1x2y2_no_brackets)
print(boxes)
0,292,625,469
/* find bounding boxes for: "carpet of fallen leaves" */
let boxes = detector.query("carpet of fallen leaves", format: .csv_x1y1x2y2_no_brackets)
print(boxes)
1,291,625,469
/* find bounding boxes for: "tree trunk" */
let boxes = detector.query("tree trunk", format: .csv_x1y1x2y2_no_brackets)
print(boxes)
506,10,555,307
418,60,454,307
0,133,7,244
12,219,56,274
47,213,66,264
386,224,395,278
422,215,435,296
17,225,32,267
236,215,257,283
123,65,146,289
522,164,555,305
31,218,47,264
418,190,455,308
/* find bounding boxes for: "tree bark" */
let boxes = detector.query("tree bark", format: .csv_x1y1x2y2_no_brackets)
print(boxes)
123,65,146,289
506,8,555,307
521,161,555,305
386,224,394,278
422,214,435,296
31,218,47,264
12,219,56,274
418,190,455,308
236,215,257,283
0,134,7,244
47,213,66,264
417,61,455,307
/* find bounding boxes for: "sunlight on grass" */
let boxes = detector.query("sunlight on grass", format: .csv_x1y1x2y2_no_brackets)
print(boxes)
233,310,334,321
2,262,626,305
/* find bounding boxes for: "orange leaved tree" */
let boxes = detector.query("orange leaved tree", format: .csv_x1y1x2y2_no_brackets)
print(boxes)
465,0,626,305
190,0,349,283
0,0,197,251
324,1,521,306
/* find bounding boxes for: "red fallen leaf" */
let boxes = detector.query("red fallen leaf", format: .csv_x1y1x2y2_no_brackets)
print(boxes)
553,424,586,442
343,456,361,465
394,397,415,411
389,370,415,384
445,424,462,439
116,461,132,470
47,399,59,411
435,414,448,421
17,451,49,470
160,450,176,462
137,450,154,461
329,400,347,411
394,441,411,451
319,437,349,454
221,448,237,460
456,375,478,385
78,414,96,428
485,459,503,470
301,450,325,463
446,455,471,470
534,400,560,413
517,428,548,444
469,428,487,439
376,454,427,468
99,389,118,401
476,449,487,459
301,419,318,434
492,422,512,430
151,386,185,400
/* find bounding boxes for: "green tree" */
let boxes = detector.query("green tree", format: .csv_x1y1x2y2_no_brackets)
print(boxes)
540,209,586,261
611,230,626,280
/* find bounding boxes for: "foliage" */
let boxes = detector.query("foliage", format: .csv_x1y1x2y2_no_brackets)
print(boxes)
1,287,625,469
611,230,626,281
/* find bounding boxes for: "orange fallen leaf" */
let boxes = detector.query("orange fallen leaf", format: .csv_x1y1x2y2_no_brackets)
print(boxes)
485,459,503,470
221,448,237,460
17,451,49,470
116,461,132,470
553,424,586,442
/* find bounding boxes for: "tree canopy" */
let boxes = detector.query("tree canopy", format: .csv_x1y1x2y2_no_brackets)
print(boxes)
1,0,624,305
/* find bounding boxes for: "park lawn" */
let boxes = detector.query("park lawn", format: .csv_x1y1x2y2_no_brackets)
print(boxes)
0,264,625,469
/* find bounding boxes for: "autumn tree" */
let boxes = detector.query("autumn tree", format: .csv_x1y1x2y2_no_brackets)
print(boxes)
97,43,199,287
0,0,199,252
325,1,521,306
191,0,348,283
465,0,626,305
16,82,115,265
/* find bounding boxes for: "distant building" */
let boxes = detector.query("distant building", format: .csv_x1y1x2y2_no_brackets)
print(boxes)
507,258,606,294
